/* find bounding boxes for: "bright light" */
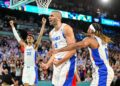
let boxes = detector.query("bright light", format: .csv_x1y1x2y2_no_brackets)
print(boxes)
101,0,110,3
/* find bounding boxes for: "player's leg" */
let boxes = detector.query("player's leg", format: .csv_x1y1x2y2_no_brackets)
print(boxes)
22,67,29,86
59,55,77,86
52,65,60,86
28,67,38,86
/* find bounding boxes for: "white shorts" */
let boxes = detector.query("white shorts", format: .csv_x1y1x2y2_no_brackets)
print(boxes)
90,66,114,86
52,55,77,86
22,66,38,85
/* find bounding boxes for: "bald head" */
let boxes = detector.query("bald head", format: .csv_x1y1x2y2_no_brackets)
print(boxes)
52,11,62,20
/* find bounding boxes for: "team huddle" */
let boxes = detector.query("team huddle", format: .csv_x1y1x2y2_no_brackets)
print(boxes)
9,11,114,86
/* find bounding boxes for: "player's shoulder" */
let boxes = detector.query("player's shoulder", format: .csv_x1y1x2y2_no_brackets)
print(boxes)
83,37,94,42
63,23,73,32
63,23,72,29
83,37,89,41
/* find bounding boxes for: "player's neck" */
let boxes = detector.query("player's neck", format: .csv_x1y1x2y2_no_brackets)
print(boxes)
54,22,62,31
27,43,33,46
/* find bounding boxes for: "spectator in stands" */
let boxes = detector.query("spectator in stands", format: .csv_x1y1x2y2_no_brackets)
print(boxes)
1,69,18,86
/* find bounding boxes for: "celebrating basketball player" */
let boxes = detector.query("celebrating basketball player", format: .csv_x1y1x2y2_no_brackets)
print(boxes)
50,23,114,86
41,11,77,86
9,17,46,86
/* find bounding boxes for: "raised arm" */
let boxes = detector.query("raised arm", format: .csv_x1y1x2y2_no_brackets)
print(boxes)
34,17,46,50
9,20,26,47
41,32,55,69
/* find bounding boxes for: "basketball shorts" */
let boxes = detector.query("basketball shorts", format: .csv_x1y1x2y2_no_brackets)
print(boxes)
52,55,77,86
90,66,114,86
22,66,38,85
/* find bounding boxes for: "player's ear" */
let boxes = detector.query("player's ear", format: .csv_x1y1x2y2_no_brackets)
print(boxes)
25,39,27,43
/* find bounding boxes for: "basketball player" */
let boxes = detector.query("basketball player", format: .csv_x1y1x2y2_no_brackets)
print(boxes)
9,17,46,86
50,23,114,86
41,11,77,86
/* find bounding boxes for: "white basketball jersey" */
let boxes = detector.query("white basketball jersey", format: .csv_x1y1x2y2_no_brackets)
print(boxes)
88,36,114,86
50,23,68,60
88,36,110,68
50,23,77,86
24,45,36,67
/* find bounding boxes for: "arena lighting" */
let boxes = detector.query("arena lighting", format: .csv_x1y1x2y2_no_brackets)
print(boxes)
24,5,92,22
101,0,110,3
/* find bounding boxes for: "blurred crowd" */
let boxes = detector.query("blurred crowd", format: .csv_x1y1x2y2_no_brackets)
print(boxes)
50,0,120,19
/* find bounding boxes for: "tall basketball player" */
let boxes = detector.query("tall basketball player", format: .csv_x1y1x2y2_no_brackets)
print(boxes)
41,11,77,86
9,17,46,86
50,23,114,86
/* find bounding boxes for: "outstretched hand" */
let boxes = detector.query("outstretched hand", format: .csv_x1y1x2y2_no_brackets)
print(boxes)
47,49,58,57
42,17,47,25
41,62,49,70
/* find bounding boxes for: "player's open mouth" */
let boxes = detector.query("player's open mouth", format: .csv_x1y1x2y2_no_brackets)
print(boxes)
49,19,52,23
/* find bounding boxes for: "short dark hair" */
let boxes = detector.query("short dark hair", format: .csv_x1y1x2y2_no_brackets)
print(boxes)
52,11,62,20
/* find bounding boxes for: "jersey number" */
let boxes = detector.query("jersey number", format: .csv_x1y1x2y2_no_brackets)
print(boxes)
27,52,31,56
54,43,58,48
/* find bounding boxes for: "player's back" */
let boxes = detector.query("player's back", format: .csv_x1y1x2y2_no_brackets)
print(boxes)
24,45,36,67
